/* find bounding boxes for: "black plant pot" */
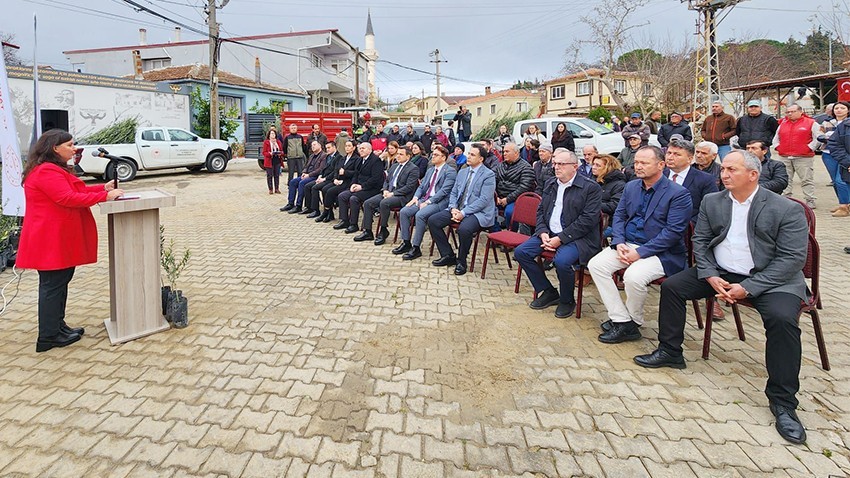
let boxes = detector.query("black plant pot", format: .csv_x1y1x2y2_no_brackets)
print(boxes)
172,295,189,329
161,286,172,318
0,249,8,273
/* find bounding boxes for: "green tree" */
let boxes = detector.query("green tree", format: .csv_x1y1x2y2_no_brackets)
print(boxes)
588,106,612,125
616,48,662,71
472,111,532,141
190,87,240,141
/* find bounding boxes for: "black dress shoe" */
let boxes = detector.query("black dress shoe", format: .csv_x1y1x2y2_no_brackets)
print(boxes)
392,241,412,255
299,208,313,215
770,403,807,444
36,330,81,353
61,322,85,336
313,210,327,222
403,246,422,260
601,319,613,332
555,301,576,319
844,245,850,254
332,220,350,230
323,211,335,223
354,230,374,241
529,288,560,310
598,320,642,344
280,203,294,212
432,255,457,267
287,206,303,214
374,235,387,246
454,262,468,275
305,210,320,218
634,348,686,369
344,225,359,234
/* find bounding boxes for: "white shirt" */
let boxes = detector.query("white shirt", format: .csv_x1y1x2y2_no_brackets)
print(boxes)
667,166,690,186
548,176,575,235
714,187,758,276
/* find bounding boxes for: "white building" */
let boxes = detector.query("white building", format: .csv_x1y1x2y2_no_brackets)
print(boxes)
64,28,369,112
364,11,378,107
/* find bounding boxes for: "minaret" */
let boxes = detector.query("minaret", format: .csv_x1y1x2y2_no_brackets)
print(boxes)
364,10,378,107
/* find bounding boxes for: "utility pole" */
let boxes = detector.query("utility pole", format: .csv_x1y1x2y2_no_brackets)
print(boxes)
430,49,445,118
206,0,228,139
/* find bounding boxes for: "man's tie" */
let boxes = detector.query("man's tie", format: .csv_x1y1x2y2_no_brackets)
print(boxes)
457,170,475,209
422,168,439,201
389,164,402,191
671,173,679,184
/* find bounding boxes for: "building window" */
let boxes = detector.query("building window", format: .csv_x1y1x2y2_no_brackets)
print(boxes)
614,79,627,95
142,58,171,71
476,107,482,116
330,59,349,77
550,85,565,100
642,83,653,96
490,104,496,114
516,102,528,113
270,100,292,112
577,81,592,96
72,63,85,73
219,95,243,118
311,53,323,68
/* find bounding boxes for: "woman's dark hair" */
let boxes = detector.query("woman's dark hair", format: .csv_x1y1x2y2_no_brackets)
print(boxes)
23,129,74,183
267,129,278,140
412,141,425,154
552,122,568,141
835,101,850,115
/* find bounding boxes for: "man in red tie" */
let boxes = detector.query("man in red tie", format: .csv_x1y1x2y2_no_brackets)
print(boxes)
393,145,457,260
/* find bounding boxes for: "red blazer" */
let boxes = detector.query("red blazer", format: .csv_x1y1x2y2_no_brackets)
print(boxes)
16,162,108,271
262,139,283,168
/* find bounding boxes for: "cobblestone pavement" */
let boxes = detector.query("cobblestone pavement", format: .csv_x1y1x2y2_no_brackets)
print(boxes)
1,159,849,477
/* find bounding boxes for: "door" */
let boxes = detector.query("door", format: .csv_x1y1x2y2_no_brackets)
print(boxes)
567,121,592,152
167,128,203,166
138,128,169,167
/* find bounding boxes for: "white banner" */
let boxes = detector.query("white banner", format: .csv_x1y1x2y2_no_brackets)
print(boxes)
0,53,26,217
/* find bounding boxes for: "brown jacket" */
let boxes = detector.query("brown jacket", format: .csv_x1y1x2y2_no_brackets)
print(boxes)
700,113,737,146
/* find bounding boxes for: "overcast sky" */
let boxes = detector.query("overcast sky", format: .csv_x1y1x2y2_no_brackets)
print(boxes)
2,0,838,102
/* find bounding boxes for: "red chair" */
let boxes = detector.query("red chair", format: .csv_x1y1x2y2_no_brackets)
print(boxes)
702,232,829,370
480,192,542,290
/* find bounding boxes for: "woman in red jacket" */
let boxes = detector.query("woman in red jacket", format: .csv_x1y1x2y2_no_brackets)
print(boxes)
262,129,283,194
16,130,124,352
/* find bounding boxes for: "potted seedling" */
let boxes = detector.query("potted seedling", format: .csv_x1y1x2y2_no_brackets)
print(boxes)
160,225,191,328
0,201,21,273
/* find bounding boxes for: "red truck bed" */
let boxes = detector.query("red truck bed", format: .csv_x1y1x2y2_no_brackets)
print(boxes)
280,112,352,142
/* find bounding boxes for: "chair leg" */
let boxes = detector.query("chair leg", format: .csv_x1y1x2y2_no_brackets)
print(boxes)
702,313,714,359
808,309,830,371
469,232,481,273
393,213,401,243
731,304,746,341
449,228,458,248
480,240,491,279
429,240,435,257
503,250,510,269
575,267,584,319
692,299,704,330
515,266,523,294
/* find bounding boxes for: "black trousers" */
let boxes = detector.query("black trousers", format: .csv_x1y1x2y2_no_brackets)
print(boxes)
38,267,75,338
428,210,482,264
658,267,802,409
362,195,406,231
338,189,380,226
265,157,281,191
322,182,349,209
305,179,328,211
286,157,304,182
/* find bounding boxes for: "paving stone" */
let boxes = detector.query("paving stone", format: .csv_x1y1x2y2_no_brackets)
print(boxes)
315,437,361,467
423,435,465,468
400,456,444,478
199,448,252,475
381,432,422,459
507,446,556,476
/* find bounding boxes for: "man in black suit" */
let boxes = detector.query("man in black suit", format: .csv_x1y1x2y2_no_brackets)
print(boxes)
306,141,343,219
635,150,809,445
316,140,358,223
334,143,385,233
746,140,789,194
514,150,603,318
355,145,421,245
665,138,719,222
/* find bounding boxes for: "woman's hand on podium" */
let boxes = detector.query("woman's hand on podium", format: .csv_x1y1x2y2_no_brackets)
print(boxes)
104,181,119,191
107,189,125,201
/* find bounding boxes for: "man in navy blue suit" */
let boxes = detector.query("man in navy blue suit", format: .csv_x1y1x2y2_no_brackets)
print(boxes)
514,150,603,318
665,138,719,223
588,146,692,343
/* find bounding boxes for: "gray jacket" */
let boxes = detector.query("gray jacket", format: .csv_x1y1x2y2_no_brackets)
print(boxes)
414,164,457,209
693,188,808,300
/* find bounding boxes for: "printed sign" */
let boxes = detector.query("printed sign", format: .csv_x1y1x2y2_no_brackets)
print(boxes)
1,54,25,216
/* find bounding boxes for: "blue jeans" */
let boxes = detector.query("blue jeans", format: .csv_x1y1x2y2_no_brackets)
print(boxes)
514,237,580,303
717,145,731,160
823,152,850,204
491,202,516,233
288,176,316,207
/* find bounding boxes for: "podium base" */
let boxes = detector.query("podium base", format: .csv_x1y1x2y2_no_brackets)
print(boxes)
104,317,170,345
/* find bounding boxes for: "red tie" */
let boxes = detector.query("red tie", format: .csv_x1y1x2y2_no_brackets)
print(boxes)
671,173,679,184
423,168,439,200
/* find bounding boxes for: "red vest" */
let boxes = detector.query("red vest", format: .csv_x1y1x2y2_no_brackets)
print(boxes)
776,116,816,157
17,163,107,271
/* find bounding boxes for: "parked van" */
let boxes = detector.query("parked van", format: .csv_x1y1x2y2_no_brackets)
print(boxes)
512,118,658,157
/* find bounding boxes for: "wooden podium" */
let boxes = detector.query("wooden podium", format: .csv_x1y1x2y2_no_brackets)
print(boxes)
98,189,176,345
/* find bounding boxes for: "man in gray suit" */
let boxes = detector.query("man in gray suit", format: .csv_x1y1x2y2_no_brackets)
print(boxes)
393,145,457,260
428,143,497,275
635,150,809,445
355,145,420,245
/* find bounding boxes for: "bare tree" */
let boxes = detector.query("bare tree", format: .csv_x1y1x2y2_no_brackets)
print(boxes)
814,1,850,62
620,34,696,117
564,0,650,112
1,31,24,67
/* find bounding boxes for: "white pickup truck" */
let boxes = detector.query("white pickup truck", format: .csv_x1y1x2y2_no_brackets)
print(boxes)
76,127,232,182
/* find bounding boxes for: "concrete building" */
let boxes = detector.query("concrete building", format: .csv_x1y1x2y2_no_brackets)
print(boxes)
456,87,542,134
399,95,475,123
64,28,369,113
137,64,308,143
544,69,653,116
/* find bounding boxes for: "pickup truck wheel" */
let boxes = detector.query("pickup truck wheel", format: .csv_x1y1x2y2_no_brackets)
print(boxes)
206,152,228,173
106,159,137,182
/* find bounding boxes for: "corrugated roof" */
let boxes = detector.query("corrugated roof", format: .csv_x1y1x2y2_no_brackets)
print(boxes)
727,71,850,91
136,64,306,96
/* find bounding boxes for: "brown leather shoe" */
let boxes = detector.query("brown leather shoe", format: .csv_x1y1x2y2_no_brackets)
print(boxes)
574,271,592,287
711,301,725,321
832,205,850,217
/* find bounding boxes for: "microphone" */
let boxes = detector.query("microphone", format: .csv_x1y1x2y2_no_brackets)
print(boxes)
90,148,121,188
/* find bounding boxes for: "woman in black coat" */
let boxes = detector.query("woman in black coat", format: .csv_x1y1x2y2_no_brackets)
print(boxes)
551,122,576,152
591,154,626,216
